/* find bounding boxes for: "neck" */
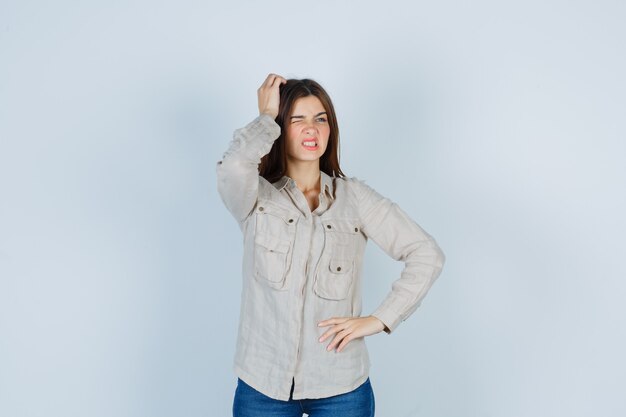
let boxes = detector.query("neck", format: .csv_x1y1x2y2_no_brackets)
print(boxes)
285,161,321,193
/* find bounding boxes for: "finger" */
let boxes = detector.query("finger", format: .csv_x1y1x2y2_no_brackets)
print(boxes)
318,318,353,342
318,325,342,342
269,75,286,88
266,73,279,86
328,333,347,351
318,317,349,327
327,329,351,351
336,334,355,352
260,73,277,89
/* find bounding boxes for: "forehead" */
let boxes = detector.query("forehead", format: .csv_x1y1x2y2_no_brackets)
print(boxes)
290,95,326,115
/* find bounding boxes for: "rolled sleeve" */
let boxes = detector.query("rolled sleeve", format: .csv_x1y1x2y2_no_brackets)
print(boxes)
354,178,445,334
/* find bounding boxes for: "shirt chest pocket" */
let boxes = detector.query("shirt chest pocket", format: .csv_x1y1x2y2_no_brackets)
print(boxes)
314,218,361,300
253,201,300,290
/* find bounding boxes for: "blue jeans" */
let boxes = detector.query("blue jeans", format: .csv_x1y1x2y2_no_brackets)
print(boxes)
232,377,375,417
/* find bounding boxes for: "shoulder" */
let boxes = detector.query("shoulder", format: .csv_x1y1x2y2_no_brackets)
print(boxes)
337,175,380,196
336,175,366,187
257,175,285,200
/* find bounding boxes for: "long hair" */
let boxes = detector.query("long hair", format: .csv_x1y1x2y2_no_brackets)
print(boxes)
258,78,346,183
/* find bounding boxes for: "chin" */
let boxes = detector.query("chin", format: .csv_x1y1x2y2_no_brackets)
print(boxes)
288,151,324,163
301,156,322,162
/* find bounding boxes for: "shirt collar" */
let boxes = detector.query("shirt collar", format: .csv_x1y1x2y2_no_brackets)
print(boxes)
271,171,335,200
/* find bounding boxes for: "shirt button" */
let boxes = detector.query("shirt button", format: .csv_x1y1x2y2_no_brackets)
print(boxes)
354,227,359,232
258,206,264,212
326,224,332,229
288,218,294,223
336,266,342,272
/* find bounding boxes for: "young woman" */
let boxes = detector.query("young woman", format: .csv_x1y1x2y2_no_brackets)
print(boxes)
217,73,445,417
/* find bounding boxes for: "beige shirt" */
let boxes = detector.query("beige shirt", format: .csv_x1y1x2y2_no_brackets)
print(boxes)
216,114,445,400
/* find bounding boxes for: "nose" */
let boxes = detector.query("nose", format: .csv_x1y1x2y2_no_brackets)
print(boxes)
304,123,317,137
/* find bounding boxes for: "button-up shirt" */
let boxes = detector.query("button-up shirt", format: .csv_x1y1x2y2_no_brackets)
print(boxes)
216,114,445,401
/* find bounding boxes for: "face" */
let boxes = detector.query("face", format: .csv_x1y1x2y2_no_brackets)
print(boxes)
284,95,330,166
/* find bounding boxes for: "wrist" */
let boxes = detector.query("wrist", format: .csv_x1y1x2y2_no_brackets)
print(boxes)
369,315,387,333
259,110,278,119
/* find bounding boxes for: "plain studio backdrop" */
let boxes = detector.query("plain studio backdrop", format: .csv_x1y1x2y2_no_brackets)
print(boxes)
1,1,625,416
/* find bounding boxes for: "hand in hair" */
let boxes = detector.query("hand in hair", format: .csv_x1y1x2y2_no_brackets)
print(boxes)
257,73,287,119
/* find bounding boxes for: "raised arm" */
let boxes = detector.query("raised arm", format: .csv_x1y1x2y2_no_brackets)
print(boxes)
216,74,286,226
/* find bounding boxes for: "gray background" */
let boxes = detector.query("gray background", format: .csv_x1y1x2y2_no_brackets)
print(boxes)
1,1,625,416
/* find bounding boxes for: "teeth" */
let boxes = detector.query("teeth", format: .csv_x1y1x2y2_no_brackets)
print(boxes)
303,141,317,147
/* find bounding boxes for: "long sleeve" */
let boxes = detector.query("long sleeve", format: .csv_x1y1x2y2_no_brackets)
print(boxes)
354,178,446,334
216,114,281,226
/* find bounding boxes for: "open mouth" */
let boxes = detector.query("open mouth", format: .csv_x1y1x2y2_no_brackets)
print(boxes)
302,139,318,150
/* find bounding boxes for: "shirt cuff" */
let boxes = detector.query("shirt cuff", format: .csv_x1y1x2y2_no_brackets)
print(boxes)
371,305,403,335
234,113,281,162
253,113,281,138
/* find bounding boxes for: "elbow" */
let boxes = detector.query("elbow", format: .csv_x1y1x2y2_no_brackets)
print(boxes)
436,244,446,270
427,234,445,268
430,240,446,281
418,237,446,275
403,237,446,279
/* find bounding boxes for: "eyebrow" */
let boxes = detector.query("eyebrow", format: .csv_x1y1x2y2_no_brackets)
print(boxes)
289,111,327,120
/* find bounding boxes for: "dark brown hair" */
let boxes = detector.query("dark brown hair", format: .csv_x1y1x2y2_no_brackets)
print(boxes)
258,78,346,183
